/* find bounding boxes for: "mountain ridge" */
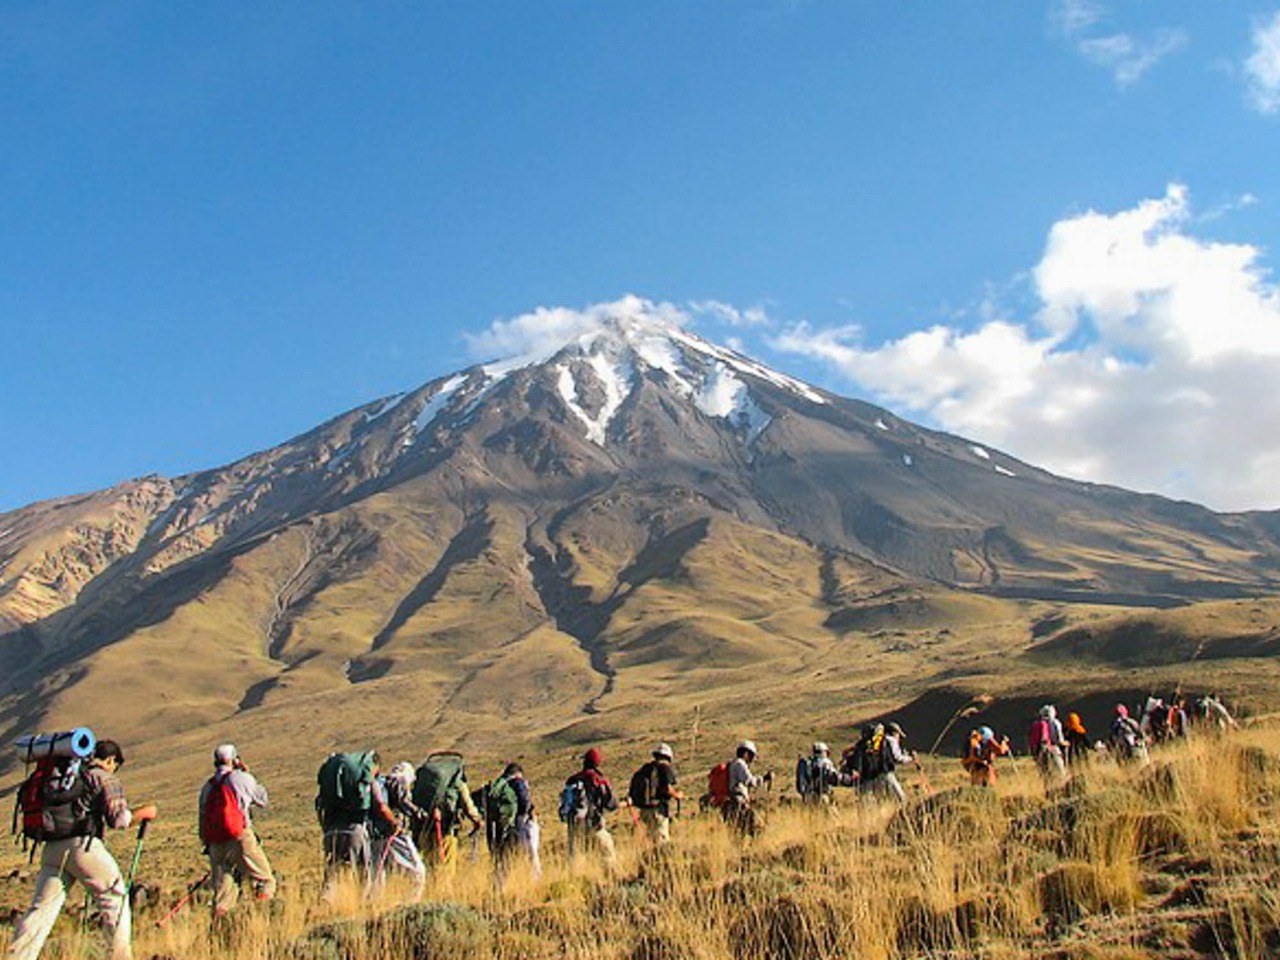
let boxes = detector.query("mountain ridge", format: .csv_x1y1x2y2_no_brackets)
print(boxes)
3,304,1280,760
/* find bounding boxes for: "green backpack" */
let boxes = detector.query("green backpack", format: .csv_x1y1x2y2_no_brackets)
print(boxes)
412,752,465,833
316,751,376,826
485,776,520,842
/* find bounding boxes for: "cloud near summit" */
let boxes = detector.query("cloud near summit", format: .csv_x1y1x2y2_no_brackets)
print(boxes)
773,184,1280,513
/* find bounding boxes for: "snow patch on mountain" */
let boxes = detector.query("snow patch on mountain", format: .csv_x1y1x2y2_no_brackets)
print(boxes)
970,444,991,460
415,375,468,435
995,465,1017,477
557,352,635,446
695,363,771,443
365,395,404,423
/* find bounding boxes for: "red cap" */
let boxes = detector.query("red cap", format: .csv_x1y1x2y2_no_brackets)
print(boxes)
583,747,603,769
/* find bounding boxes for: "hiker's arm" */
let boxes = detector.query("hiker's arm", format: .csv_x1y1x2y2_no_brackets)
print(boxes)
458,784,483,826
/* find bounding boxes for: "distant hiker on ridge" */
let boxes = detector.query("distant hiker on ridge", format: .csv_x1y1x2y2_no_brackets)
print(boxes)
198,743,275,919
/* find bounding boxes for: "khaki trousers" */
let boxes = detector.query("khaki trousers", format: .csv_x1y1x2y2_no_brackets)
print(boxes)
639,809,671,844
5,836,132,960
207,830,276,916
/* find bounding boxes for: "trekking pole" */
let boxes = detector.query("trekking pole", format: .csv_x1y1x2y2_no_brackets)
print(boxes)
125,820,150,898
155,872,210,928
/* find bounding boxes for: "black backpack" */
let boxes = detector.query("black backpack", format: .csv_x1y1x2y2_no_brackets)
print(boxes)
14,757,96,849
628,761,661,810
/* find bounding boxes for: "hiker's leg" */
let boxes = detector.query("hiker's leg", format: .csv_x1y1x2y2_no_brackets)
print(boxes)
208,841,239,917
70,838,131,960
237,831,277,901
594,826,617,870
5,842,73,960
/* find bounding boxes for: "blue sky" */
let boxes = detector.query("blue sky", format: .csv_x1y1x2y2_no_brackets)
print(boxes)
3,2,1279,512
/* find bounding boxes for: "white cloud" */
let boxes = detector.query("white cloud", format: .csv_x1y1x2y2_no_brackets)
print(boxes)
773,185,1280,512
1245,11,1280,114
688,300,773,328
463,295,691,364
1050,1,1186,87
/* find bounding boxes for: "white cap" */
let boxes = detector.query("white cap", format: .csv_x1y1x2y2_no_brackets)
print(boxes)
738,740,758,757
812,741,829,755
213,743,238,766
653,742,674,760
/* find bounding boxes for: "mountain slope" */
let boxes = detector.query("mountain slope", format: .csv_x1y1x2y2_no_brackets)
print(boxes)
3,305,1279,757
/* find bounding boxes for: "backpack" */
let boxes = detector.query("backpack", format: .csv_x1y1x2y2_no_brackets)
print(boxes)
1028,718,1052,753
13,756,96,848
853,732,887,781
316,752,376,825
201,771,247,844
412,753,465,832
485,776,520,841
628,761,661,810
707,762,730,807
558,780,589,824
796,756,832,799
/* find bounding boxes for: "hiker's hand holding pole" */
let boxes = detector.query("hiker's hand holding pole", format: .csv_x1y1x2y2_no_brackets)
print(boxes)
134,804,158,824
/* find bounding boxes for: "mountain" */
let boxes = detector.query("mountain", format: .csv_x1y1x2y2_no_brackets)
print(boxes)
3,304,1280,764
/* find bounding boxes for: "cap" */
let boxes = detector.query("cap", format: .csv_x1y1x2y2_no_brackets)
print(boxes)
653,742,674,760
978,726,994,741
737,740,758,757
214,744,238,767
886,722,904,736
583,747,603,769
812,741,829,755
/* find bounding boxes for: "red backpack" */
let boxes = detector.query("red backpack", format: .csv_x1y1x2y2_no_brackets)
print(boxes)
13,756,93,849
707,763,730,807
1028,718,1052,753
201,772,247,844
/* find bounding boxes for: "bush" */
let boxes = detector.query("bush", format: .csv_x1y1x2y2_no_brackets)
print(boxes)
728,894,840,960
1037,862,1136,926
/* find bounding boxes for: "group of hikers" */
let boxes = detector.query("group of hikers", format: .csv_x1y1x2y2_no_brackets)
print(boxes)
5,691,1240,959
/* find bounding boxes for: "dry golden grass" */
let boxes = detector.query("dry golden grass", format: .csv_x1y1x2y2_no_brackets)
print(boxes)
6,725,1280,959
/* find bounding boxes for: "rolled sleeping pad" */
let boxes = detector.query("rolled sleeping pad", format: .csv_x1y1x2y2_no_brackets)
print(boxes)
15,728,96,761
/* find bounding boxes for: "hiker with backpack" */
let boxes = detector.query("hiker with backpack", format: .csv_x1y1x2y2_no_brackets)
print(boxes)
1028,705,1068,786
961,726,1010,787
8,737,158,960
370,762,426,898
628,743,683,845
795,742,841,807
560,747,619,870
197,744,275,918
1109,704,1149,764
720,740,773,838
315,750,396,901
1064,712,1090,766
844,723,913,803
484,763,537,881
410,751,483,873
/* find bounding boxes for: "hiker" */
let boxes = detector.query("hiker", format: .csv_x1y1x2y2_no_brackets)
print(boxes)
1140,697,1167,743
845,723,913,803
1166,696,1191,740
370,762,426,898
628,743,683,845
316,750,396,901
1028,705,1068,785
795,742,840,806
561,747,619,870
721,741,773,837
1109,704,1149,765
197,744,275,919
961,726,1010,787
7,738,158,960
1064,712,1090,766
1199,694,1238,732
410,751,483,873
485,763,537,881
